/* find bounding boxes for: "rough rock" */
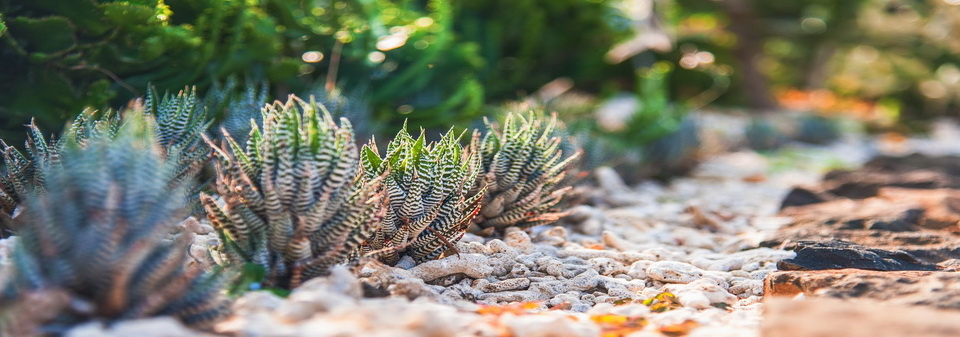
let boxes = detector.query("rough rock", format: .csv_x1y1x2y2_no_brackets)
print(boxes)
821,154,960,199
765,269,960,309
779,187,834,209
762,297,960,337
776,240,938,271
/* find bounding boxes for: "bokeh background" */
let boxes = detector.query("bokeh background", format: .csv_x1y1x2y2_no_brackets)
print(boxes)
1,0,958,144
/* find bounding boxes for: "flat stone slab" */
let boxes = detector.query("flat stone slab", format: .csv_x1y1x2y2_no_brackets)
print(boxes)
764,269,960,309
762,297,960,337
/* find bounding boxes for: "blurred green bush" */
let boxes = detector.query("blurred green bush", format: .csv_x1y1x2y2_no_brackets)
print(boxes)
0,0,636,143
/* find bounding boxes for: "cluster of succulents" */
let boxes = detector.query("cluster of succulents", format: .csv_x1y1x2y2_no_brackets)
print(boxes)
471,113,580,234
359,127,484,265
0,86,583,334
201,97,386,289
0,88,211,237
0,115,228,336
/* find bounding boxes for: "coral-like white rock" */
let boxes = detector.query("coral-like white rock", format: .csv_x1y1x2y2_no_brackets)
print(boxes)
646,261,706,283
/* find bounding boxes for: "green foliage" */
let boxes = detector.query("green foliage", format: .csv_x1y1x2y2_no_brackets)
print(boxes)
0,0,274,141
620,63,688,146
0,0,490,140
359,127,483,265
0,115,228,335
561,63,696,181
471,113,580,234
201,96,385,289
454,0,634,97
0,0,647,141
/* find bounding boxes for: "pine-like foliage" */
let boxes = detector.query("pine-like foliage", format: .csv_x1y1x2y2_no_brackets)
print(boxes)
359,127,484,265
471,113,580,234
0,116,228,336
201,96,385,289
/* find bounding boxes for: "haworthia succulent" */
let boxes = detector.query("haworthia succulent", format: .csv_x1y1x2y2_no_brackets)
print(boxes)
471,112,580,234
0,114,228,336
201,95,385,289
359,126,484,265
0,87,212,235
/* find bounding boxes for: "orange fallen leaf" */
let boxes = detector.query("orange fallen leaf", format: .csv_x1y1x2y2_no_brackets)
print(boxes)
477,301,542,316
591,314,648,337
584,243,606,250
643,292,682,312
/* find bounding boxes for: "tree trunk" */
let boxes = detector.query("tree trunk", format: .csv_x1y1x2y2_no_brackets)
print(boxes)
720,0,778,110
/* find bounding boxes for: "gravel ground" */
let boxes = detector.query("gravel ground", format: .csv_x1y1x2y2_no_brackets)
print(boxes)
2,117,957,337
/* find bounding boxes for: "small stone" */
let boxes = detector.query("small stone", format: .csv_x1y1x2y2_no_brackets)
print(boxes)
646,261,706,283
479,278,531,292
665,279,737,309
407,254,494,281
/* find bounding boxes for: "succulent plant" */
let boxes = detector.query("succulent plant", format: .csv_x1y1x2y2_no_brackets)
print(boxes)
0,115,228,336
470,113,580,234
0,87,211,235
641,116,702,179
201,96,385,289
0,122,56,236
745,118,788,152
141,86,212,189
206,78,270,146
795,115,841,145
359,127,484,265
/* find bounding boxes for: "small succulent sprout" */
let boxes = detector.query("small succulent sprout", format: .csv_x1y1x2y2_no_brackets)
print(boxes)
360,126,484,265
201,95,386,289
470,113,580,235
0,114,229,336
141,86,213,188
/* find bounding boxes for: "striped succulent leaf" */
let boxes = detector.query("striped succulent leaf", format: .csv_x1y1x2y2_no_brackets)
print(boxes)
0,109,120,236
142,86,213,188
359,127,484,265
0,87,211,235
0,121,55,236
0,115,229,336
471,113,580,234
201,96,385,289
